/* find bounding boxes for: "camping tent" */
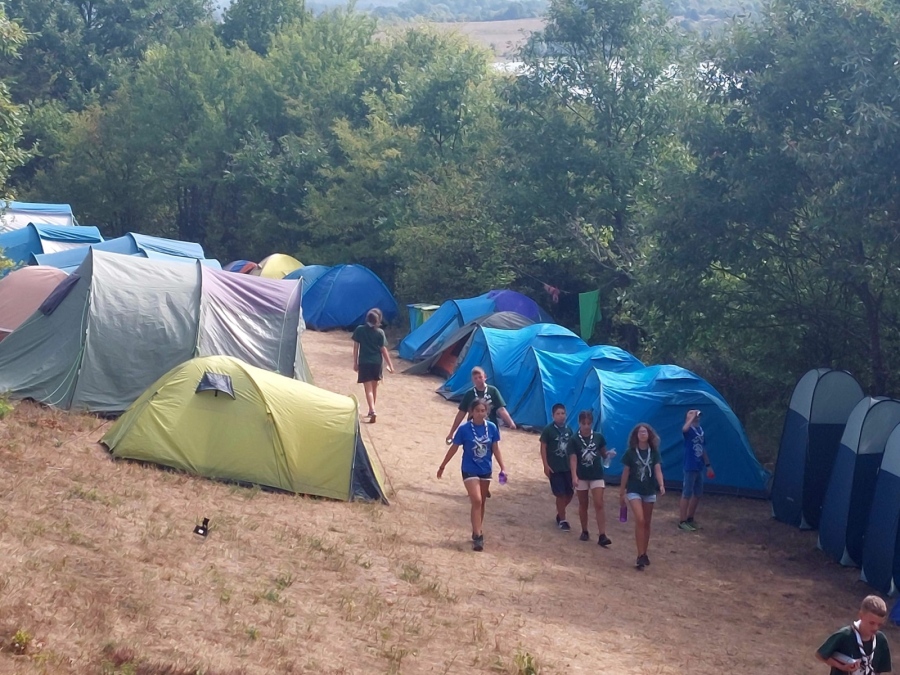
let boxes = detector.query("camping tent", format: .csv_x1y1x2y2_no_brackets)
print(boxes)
771,369,865,529
860,425,900,594
405,311,536,377
0,266,67,341
101,356,388,503
438,324,587,402
818,397,900,566
398,290,550,362
565,364,769,495
0,250,310,412
284,264,330,295
32,233,219,272
224,260,260,274
505,345,645,429
0,201,77,233
256,253,303,279
302,264,398,330
0,224,103,267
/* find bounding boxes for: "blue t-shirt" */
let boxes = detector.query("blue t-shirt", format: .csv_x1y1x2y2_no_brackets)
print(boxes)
453,420,501,475
683,425,706,472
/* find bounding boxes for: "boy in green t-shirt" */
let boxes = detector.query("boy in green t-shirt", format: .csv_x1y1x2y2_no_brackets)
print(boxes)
445,367,516,443
540,403,574,531
816,595,892,674
568,410,615,547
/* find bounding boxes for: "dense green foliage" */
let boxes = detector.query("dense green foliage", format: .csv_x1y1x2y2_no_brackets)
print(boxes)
3,0,900,457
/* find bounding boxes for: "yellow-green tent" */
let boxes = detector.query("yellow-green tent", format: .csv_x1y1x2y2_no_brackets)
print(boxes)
255,253,303,279
101,356,388,502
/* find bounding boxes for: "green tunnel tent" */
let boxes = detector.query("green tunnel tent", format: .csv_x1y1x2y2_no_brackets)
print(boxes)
0,250,311,412
102,356,388,502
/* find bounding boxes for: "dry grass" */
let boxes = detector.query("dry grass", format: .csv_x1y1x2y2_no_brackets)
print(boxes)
427,18,545,60
0,329,893,674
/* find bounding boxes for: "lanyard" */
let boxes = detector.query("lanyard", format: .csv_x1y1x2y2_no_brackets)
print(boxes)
470,420,490,443
852,621,876,675
473,387,492,403
578,433,595,452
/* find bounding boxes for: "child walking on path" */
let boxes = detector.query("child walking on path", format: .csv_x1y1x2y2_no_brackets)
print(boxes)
619,423,665,570
445,366,516,443
679,409,714,531
568,410,616,546
540,403,574,531
352,309,394,423
816,595,892,674
437,398,507,552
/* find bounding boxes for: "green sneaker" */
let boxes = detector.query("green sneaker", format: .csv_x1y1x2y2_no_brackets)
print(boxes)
678,521,696,532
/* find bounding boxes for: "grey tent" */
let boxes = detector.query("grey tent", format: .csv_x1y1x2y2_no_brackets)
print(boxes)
404,311,535,377
0,249,310,412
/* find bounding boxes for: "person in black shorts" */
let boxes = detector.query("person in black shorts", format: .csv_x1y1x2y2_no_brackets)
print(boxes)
352,308,394,423
540,403,574,531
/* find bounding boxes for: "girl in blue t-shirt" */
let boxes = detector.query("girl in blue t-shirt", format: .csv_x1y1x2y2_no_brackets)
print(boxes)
437,398,507,552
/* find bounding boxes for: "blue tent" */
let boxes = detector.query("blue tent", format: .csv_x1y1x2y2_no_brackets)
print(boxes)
302,264,398,330
771,369,864,530
0,201,77,232
860,426,900,594
506,345,645,429
284,264,331,296
398,295,495,361
438,324,587,402
819,397,900,566
565,364,769,495
32,233,219,272
0,224,103,267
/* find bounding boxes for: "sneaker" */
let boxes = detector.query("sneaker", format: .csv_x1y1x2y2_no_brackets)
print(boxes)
678,521,696,532
687,518,701,530
368,412,377,424
598,534,612,548
579,531,590,541
638,553,650,566
635,556,645,571
473,534,484,552
558,519,571,532
555,514,561,526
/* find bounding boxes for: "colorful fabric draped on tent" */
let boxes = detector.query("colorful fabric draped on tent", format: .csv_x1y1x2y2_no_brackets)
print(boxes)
0,250,310,412
102,356,388,503
0,266,67,341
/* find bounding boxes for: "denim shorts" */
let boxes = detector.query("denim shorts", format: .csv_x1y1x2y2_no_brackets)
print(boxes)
682,470,704,498
626,492,657,503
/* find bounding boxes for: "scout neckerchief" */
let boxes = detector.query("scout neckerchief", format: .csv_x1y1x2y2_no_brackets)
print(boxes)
635,446,653,483
852,620,876,675
554,423,570,456
470,419,490,459
578,432,597,466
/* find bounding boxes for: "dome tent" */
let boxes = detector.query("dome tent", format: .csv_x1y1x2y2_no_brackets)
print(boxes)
256,253,303,279
771,369,865,529
224,260,260,274
302,264,398,330
0,250,310,412
284,264,331,295
818,397,900,566
102,356,388,503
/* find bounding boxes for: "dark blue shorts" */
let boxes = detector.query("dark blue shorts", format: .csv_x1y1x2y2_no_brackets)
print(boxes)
357,362,383,383
462,471,492,482
549,471,573,497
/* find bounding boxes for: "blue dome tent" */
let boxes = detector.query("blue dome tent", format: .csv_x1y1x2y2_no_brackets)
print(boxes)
438,324,586,402
771,369,865,529
506,345,645,429
398,295,495,361
566,364,769,496
284,264,331,295
818,398,900,566
302,264,398,330
860,425,900,594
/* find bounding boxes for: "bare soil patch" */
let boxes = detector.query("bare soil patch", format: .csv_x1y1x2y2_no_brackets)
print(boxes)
429,18,545,60
0,329,890,674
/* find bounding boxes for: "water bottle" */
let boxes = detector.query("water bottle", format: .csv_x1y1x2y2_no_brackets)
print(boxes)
619,505,628,523
603,448,616,470
498,471,508,485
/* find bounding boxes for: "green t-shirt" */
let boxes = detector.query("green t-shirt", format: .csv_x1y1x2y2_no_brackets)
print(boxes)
568,431,607,481
352,325,386,365
540,423,573,474
622,446,661,496
458,385,505,426
817,626,892,674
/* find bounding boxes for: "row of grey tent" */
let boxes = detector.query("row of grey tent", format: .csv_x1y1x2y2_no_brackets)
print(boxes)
772,368,900,595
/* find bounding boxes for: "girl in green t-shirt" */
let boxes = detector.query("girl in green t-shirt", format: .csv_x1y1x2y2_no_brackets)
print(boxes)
618,423,665,571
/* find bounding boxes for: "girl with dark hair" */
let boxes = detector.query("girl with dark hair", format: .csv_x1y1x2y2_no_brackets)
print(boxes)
619,423,665,570
352,308,394,423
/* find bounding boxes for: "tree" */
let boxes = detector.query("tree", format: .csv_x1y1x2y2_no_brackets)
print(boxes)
0,7,28,197
219,0,308,55
645,0,900,397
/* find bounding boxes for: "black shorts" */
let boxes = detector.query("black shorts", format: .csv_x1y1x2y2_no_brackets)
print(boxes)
462,471,492,482
357,362,383,383
549,471,574,497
